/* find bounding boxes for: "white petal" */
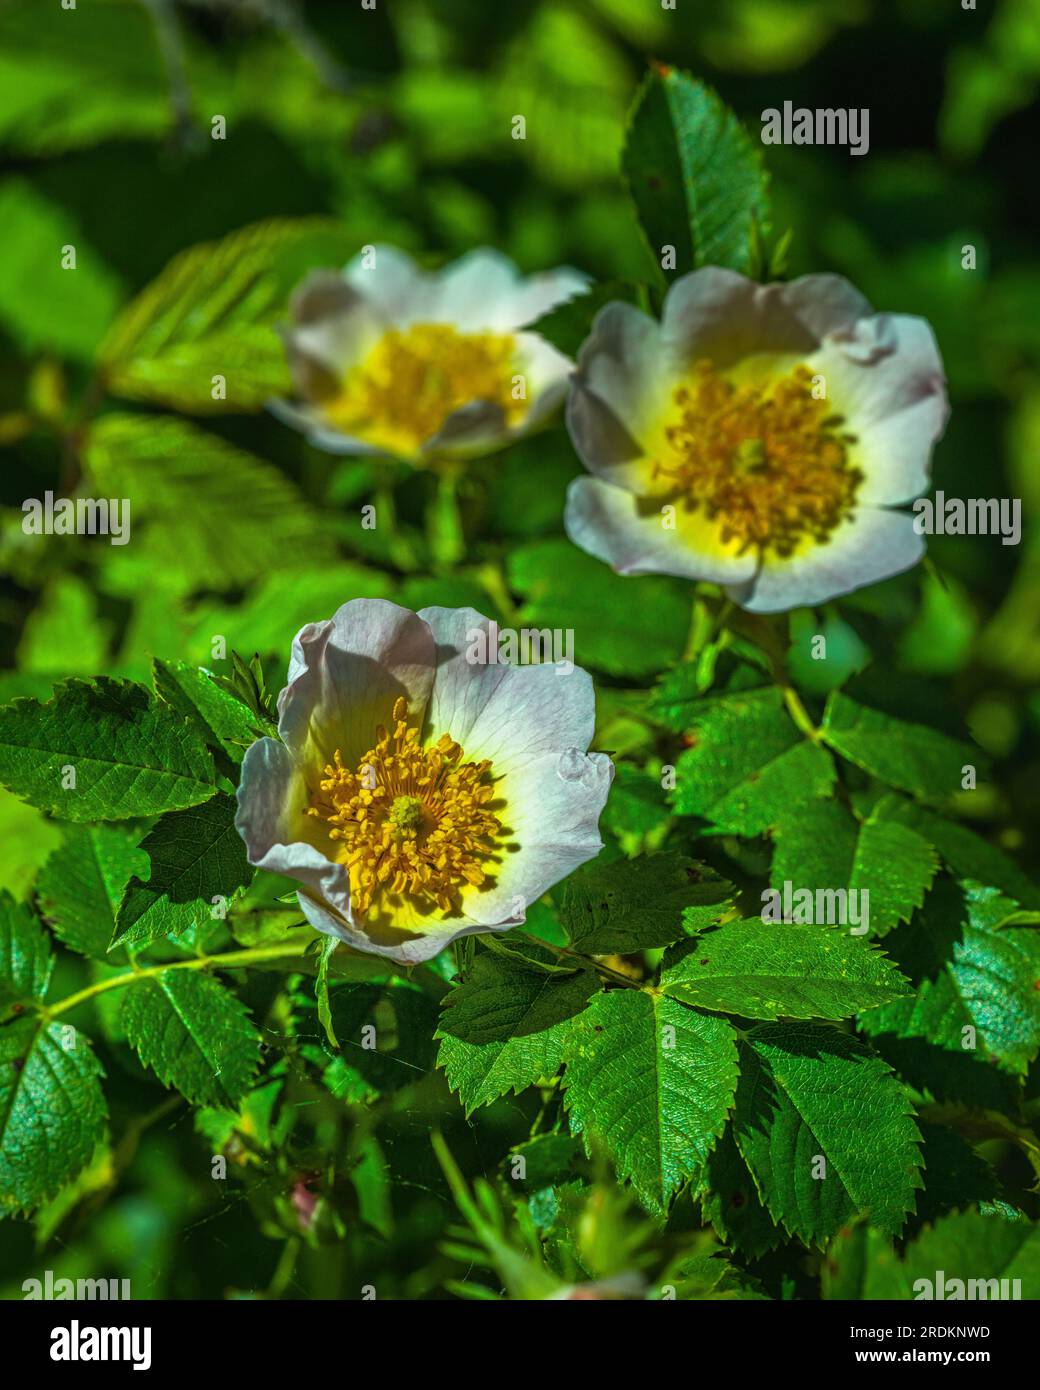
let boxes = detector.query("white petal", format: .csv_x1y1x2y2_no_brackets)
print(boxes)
266,398,392,457
564,476,758,584
416,606,599,770
296,891,516,964
235,737,354,921
570,300,667,447
342,245,438,323
284,270,385,376
420,400,511,458
507,266,592,329
732,506,925,613
661,268,873,370
462,749,614,927
278,598,435,767
810,315,948,505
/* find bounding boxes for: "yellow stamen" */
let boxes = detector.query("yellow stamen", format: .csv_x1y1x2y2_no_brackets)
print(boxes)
323,323,525,455
654,361,863,558
305,697,502,917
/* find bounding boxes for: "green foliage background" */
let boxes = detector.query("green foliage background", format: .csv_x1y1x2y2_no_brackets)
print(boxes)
1,0,1039,1301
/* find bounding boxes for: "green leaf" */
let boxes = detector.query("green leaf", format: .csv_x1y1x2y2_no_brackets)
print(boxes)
561,853,734,956
438,1017,579,1117
153,659,267,765
435,947,598,1114
528,281,640,358
770,799,939,937
861,884,1040,1076
98,218,355,412
498,6,630,188
504,1134,582,1192
437,951,597,1046
698,1127,781,1260
0,1019,107,1214
672,686,835,833
0,178,123,362
36,826,147,961
17,576,111,676
874,793,1040,908
601,764,672,843
731,1024,923,1245
830,1207,1040,1300
0,678,217,821
120,968,260,1107
913,1121,999,1226
309,981,438,1101
507,540,689,679
562,990,739,1216
85,414,336,595
621,67,770,280
0,786,63,902
0,0,170,157
114,794,254,948
661,920,910,1021
185,563,394,658
316,937,339,1050
0,892,53,1009
820,691,984,802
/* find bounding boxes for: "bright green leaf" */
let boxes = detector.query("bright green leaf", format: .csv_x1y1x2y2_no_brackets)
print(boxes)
114,794,254,948
821,691,984,802
120,968,260,1107
621,67,770,279
0,892,53,1009
0,678,217,821
0,1019,107,1215
563,990,739,1216
672,686,835,833
661,920,910,1021
732,1024,923,1245
36,825,147,961
558,852,733,955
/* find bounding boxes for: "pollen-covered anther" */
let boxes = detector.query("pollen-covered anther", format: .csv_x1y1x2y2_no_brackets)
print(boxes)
305,697,501,916
653,361,864,558
323,323,525,454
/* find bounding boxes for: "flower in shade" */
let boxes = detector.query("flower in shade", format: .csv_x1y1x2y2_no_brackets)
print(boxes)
564,268,948,613
234,599,613,964
272,247,587,464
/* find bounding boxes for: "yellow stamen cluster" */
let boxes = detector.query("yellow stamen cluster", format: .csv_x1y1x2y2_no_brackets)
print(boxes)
306,698,501,917
324,322,525,455
654,361,863,557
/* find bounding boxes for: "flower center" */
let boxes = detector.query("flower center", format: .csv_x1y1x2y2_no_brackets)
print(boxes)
324,322,525,455
654,361,863,558
306,697,501,917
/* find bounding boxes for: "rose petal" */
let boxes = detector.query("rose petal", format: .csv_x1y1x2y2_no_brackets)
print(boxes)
733,506,924,613
564,476,758,584
661,268,874,370
416,606,599,769
461,748,614,927
279,598,436,768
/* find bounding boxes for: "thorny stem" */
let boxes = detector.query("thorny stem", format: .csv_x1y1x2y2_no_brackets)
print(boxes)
42,943,310,1021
